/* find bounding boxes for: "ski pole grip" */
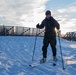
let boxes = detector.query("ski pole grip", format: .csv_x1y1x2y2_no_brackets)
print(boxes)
58,30,61,37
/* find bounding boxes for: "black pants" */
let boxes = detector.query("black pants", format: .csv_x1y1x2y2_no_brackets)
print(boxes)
42,36,57,58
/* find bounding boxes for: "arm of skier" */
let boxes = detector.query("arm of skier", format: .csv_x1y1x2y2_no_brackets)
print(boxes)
54,20,61,36
54,20,60,30
36,21,45,29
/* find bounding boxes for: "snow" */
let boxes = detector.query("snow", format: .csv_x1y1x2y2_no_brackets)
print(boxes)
0,36,76,75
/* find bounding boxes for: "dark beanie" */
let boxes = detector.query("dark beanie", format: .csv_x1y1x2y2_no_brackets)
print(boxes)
45,10,51,15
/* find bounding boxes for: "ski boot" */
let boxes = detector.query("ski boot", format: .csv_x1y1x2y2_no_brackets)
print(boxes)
53,56,58,62
40,58,46,63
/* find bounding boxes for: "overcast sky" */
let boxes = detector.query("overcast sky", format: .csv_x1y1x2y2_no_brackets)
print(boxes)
0,0,76,34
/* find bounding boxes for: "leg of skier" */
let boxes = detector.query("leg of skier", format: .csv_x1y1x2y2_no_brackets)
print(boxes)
50,38,57,62
40,37,49,63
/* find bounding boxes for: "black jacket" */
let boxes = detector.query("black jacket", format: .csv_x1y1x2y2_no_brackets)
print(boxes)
37,17,60,37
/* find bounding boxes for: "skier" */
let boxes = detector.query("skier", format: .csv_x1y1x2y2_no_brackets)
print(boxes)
36,10,60,63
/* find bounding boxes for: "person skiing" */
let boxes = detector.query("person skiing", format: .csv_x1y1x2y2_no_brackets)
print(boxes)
36,10,60,63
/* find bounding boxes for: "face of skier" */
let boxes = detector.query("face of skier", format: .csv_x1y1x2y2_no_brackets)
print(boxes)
45,10,51,19
46,14,51,19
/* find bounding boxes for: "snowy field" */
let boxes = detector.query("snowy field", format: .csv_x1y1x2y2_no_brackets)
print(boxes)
0,36,76,75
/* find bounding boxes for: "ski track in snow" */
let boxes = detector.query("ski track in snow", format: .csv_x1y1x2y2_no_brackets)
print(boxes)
0,36,76,75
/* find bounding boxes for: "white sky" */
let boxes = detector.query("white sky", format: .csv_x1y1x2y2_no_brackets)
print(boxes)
0,0,76,34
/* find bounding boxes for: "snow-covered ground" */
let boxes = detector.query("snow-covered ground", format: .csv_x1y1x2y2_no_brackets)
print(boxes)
0,36,76,75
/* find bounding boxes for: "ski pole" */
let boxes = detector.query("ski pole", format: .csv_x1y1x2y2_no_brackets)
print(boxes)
32,29,38,61
58,30,65,70
32,29,45,61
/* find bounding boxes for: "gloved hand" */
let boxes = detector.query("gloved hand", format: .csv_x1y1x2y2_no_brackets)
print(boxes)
58,30,61,33
36,23,39,28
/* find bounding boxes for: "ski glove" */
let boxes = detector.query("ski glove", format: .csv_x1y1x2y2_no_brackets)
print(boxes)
36,23,39,28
